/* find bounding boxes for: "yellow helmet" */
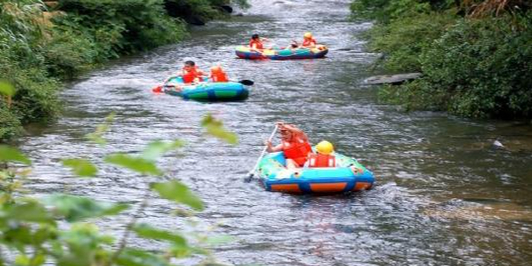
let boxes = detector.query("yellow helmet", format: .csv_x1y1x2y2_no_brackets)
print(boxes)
316,140,334,155
304,32,313,39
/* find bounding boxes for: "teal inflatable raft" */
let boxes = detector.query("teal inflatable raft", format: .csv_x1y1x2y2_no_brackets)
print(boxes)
164,77,249,102
235,45,328,60
258,151,374,194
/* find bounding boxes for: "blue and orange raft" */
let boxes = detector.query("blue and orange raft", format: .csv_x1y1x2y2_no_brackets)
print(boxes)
164,77,249,102
235,45,328,60
258,151,374,194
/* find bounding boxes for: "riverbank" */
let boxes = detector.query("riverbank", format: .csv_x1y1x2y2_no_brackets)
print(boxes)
0,0,246,141
352,0,532,120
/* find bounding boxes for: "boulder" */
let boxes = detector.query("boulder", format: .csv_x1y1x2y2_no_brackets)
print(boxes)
364,73,422,85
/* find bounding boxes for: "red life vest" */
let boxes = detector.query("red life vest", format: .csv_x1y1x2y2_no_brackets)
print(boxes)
210,71,229,82
308,153,336,168
182,66,203,83
302,38,316,47
249,39,264,49
282,139,312,167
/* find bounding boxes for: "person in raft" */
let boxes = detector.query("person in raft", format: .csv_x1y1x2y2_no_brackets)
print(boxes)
292,32,317,48
306,140,336,168
209,65,229,82
249,34,268,51
165,60,205,84
266,122,313,170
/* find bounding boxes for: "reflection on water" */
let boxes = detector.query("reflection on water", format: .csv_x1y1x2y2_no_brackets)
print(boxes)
19,0,532,265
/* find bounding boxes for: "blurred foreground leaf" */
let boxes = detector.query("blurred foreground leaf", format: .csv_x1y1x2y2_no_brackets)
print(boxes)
0,80,15,96
62,158,98,177
201,114,238,145
44,194,129,222
3,200,54,224
0,145,31,165
116,248,171,266
133,223,187,247
85,113,115,145
105,154,162,176
151,180,204,211
141,140,185,161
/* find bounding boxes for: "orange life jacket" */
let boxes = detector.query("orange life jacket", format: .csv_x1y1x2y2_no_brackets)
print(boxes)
210,71,229,82
302,38,316,47
249,39,264,49
182,66,203,83
282,139,312,167
308,153,336,168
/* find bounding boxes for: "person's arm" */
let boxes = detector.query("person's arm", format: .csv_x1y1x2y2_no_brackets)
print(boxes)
266,140,283,152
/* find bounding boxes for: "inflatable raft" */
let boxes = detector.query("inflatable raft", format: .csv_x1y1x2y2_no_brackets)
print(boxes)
258,151,374,194
235,45,328,60
164,77,249,102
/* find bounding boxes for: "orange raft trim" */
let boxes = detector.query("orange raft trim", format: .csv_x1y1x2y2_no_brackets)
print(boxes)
310,182,347,193
270,184,302,193
353,182,373,191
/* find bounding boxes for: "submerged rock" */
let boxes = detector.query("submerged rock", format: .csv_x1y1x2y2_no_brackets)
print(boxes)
364,73,422,85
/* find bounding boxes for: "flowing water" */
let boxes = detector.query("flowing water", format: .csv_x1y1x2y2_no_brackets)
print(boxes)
18,0,532,265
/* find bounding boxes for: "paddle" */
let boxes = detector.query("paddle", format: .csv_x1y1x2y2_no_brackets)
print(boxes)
245,125,278,182
152,77,173,93
238,80,254,86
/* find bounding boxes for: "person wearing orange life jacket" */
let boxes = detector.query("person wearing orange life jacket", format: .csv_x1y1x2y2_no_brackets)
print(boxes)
266,122,312,170
180,60,205,84
249,34,268,52
292,32,317,48
307,140,336,168
209,66,229,82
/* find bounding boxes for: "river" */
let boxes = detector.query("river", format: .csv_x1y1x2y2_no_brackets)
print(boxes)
19,0,532,265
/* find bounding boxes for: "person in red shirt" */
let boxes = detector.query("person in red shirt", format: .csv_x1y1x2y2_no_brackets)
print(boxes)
249,34,268,52
209,66,229,82
307,141,336,168
266,122,312,170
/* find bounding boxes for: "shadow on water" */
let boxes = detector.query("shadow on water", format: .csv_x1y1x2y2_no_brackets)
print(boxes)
18,0,532,265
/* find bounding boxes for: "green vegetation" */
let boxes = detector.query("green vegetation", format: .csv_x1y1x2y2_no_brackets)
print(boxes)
0,113,238,265
352,0,532,119
0,0,248,141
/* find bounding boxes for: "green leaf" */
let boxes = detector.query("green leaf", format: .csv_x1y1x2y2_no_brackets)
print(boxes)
132,223,187,247
140,140,185,161
150,180,204,211
85,113,115,145
116,248,171,266
203,235,235,246
201,114,238,145
62,159,98,177
0,145,31,165
44,194,129,222
3,200,54,224
0,81,15,96
104,154,162,176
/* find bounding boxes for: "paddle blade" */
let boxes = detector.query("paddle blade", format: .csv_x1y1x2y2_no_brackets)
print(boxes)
152,85,163,93
239,80,254,86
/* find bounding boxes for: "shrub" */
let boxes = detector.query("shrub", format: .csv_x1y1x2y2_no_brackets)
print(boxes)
366,12,456,72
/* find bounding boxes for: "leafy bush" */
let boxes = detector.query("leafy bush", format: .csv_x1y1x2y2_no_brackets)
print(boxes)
55,0,187,54
366,12,456,72
0,114,238,265
416,13,532,118
0,106,23,140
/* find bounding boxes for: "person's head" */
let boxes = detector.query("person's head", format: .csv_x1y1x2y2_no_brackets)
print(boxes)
316,140,334,155
210,65,222,73
183,60,196,71
279,128,294,141
304,32,312,39
251,34,260,40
